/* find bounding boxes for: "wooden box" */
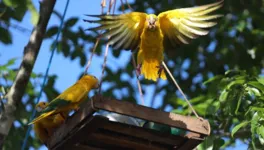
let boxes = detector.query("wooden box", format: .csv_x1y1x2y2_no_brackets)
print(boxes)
47,95,210,150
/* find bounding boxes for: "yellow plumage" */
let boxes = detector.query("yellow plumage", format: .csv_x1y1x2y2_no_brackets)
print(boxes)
85,0,223,81
29,75,99,125
137,15,166,81
33,102,65,144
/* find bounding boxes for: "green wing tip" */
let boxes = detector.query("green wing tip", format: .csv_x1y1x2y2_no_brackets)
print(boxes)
84,14,102,17
83,19,92,23
28,121,34,125
41,106,53,113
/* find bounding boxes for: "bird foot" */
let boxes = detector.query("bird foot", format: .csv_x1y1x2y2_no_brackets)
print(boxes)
156,64,164,78
136,64,142,75
74,107,80,112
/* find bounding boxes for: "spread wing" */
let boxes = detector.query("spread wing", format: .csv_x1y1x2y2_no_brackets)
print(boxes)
84,12,147,51
158,0,223,50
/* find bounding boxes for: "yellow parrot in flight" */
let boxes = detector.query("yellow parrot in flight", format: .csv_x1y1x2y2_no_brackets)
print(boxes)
85,0,223,81
28,75,99,125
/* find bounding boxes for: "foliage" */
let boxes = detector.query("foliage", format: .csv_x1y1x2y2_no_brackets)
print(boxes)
201,70,264,149
0,57,60,150
0,0,38,44
1,0,264,149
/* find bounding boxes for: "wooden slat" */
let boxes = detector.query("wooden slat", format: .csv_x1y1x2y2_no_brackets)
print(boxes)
76,145,106,150
50,116,109,150
92,95,210,135
87,132,167,150
101,120,185,146
178,138,202,150
48,95,208,150
48,100,96,148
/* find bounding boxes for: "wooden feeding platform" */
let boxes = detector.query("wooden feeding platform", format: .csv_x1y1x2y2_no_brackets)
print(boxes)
47,95,210,150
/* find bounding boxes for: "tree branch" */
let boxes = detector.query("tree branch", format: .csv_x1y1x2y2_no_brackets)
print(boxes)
0,0,56,148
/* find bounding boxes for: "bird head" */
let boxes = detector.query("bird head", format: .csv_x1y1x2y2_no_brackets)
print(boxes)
81,75,100,89
35,102,48,112
147,14,158,30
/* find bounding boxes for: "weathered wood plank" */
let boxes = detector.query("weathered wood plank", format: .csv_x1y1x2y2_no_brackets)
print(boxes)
48,100,96,148
92,95,210,135
87,132,167,150
101,120,185,146
48,95,208,150
76,145,106,150
178,138,202,150
50,116,109,150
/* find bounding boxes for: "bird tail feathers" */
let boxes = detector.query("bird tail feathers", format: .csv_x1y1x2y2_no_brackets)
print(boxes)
28,110,56,125
141,59,166,81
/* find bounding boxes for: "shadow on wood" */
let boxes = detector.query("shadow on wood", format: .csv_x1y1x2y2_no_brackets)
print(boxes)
47,95,210,150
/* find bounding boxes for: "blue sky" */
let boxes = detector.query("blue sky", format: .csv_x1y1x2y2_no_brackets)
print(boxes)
0,0,248,149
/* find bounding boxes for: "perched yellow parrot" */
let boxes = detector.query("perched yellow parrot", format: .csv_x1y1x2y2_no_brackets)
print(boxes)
33,102,65,144
29,75,99,125
85,0,223,81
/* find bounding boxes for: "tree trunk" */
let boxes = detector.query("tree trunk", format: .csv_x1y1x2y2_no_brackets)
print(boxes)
0,0,56,148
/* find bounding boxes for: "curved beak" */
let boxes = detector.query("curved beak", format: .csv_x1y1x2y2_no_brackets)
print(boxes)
148,16,157,29
36,106,43,112
94,83,100,89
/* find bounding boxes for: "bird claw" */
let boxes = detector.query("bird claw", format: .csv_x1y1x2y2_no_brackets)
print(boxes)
74,107,80,112
136,64,142,75
156,64,164,78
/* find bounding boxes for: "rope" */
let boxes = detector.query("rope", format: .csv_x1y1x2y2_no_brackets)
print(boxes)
83,39,99,75
131,53,145,105
98,0,116,93
21,0,70,149
83,0,107,75
162,61,201,119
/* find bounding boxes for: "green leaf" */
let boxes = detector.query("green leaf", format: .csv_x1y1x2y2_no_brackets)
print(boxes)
0,26,12,44
246,87,261,96
197,135,214,150
3,0,19,7
0,7,7,17
257,126,264,139
225,70,246,77
248,81,264,93
251,112,260,149
258,77,264,85
236,20,246,32
219,90,229,102
64,18,78,27
226,78,245,89
45,26,59,38
12,6,27,21
258,96,264,101
213,138,225,150
231,121,250,137
235,88,244,115
0,57,18,70
250,107,264,112
26,0,39,25
203,75,223,85
6,57,17,66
